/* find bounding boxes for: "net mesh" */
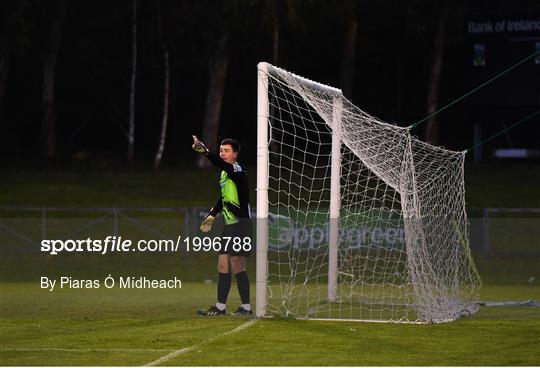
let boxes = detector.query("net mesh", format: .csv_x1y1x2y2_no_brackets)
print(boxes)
262,63,481,323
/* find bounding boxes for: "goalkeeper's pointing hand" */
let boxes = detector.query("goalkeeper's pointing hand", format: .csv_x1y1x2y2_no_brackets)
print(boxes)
200,214,215,233
192,135,208,154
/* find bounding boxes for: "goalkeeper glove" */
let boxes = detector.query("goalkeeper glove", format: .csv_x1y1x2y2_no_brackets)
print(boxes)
192,135,208,154
200,215,215,233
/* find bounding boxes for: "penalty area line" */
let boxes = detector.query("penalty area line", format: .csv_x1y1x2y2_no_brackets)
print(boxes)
144,318,258,367
1,348,175,352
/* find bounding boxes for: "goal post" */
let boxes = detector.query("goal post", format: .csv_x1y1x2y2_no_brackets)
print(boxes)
256,62,269,318
328,96,343,302
255,62,481,323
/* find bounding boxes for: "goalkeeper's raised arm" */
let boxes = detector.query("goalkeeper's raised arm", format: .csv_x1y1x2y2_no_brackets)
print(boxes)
192,135,246,178
191,135,253,317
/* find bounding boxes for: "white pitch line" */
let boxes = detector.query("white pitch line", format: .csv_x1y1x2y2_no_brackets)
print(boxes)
1,348,174,352
144,319,258,367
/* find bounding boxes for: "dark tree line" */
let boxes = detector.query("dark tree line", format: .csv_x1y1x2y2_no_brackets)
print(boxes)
1,0,538,167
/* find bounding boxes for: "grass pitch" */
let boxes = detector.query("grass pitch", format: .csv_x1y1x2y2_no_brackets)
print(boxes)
1,162,540,208
1,254,539,365
1,281,539,366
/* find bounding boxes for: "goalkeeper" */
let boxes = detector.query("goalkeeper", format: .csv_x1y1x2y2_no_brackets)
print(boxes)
192,135,253,316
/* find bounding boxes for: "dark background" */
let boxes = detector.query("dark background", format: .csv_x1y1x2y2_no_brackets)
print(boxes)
1,0,539,168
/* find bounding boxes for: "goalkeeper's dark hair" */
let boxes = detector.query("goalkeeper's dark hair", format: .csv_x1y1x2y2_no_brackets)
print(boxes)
221,138,241,153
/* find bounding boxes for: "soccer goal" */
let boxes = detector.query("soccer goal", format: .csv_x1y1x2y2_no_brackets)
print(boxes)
255,62,481,323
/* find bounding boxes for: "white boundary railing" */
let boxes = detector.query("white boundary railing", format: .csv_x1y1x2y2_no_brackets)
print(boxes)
481,207,540,258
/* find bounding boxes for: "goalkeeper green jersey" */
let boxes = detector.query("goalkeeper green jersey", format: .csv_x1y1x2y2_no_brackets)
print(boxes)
206,152,252,225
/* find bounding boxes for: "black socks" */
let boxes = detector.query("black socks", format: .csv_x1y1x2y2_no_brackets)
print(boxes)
235,271,250,305
217,272,232,304
217,271,250,306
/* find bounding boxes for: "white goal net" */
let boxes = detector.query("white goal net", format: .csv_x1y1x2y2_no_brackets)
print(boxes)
255,62,481,323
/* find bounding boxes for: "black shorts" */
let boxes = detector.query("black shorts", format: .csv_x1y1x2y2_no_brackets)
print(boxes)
219,219,253,257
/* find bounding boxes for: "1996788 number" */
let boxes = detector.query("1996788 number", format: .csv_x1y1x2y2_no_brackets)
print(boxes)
183,236,252,252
